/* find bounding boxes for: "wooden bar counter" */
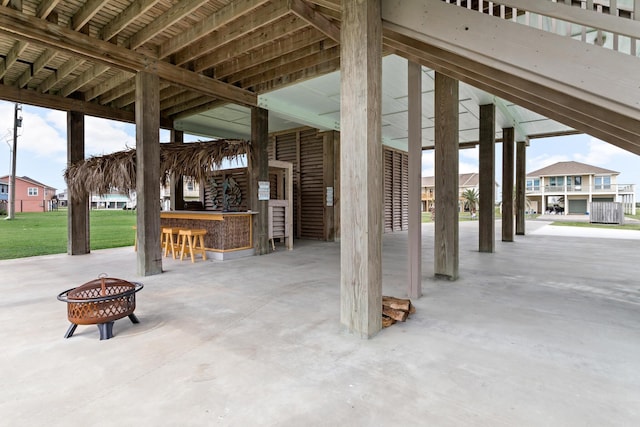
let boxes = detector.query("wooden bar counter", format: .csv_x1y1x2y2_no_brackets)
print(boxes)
160,211,256,259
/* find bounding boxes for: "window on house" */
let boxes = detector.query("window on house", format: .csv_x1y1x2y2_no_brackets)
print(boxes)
28,187,38,196
526,179,540,191
549,176,564,188
595,176,611,190
186,181,195,192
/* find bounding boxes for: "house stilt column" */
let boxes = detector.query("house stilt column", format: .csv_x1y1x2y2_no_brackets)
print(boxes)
340,0,383,338
434,72,459,280
502,127,514,242
479,104,495,253
408,60,422,299
170,129,184,211
135,71,162,276
515,140,527,235
250,106,269,255
67,110,89,255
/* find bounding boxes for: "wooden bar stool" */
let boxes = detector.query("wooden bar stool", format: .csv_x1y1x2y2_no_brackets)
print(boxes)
162,227,185,259
178,229,207,263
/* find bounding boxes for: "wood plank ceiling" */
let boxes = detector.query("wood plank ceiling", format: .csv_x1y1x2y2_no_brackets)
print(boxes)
0,0,344,127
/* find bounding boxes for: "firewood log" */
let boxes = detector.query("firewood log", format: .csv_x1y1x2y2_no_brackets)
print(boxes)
383,306,409,322
382,296,412,312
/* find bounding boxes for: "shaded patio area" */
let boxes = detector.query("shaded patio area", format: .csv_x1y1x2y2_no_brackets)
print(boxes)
1,221,639,425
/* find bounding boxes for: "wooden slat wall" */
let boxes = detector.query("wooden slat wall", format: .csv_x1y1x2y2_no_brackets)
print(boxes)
271,127,326,240
204,168,249,211
299,128,325,239
383,147,409,233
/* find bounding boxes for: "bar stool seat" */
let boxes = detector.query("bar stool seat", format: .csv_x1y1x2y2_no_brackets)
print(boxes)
162,227,185,259
178,229,207,263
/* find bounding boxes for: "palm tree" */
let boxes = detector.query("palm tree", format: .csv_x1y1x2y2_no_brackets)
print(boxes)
462,188,479,217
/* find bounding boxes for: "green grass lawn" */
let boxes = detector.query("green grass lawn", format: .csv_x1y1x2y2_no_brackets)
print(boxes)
0,209,136,260
550,220,640,231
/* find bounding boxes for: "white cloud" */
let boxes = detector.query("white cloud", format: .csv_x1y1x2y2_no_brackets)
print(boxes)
573,137,634,166
527,153,571,173
421,150,434,177
85,117,136,156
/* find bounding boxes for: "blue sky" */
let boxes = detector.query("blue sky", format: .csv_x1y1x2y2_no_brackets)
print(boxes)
1,101,638,199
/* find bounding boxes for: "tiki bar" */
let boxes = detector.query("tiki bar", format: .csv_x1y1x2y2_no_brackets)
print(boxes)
65,139,293,260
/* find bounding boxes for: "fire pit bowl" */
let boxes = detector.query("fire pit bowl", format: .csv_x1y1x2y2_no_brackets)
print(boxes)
57,275,143,340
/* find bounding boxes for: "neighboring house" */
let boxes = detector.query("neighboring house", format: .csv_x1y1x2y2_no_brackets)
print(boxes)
0,179,8,201
160,178,202,211
526,161,636,215
421,173,496,212
90,189,134,209
0,176,57,213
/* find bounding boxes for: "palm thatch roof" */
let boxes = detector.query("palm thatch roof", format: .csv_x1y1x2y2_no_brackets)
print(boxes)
65,139,250,195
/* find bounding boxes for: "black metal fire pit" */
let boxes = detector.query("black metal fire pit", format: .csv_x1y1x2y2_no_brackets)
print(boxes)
57,275,143,340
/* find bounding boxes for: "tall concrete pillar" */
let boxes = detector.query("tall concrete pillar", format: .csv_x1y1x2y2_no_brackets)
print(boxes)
135,71,162,276
478,104,495,253
408,60,422,299
502,127,515,242
434,72,459,280
516,140,527,235
340,0,383,338
250,106,269,255
67,111,90,255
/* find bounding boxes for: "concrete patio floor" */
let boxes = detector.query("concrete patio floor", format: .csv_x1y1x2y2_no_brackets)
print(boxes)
1,221,639,426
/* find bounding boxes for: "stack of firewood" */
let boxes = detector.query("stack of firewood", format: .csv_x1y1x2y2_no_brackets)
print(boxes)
382,296,415,328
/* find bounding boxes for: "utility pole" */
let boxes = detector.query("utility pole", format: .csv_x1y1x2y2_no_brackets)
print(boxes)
6,103,21,220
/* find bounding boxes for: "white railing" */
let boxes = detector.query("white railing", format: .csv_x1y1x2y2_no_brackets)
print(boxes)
442,0,640,57
527,183,635,193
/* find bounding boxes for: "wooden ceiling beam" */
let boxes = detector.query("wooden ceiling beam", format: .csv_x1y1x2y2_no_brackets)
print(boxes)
173,0,290,67
84,70,132,100
231,40,338,86
194,15,307,72
253,56,340,93
160,89,202,111
160,0,272,58
241,45,339,89
98,79,135,104
37,57,83,93
36,0,62,19
100,0,160,42
213,27,325,80
0,7,257,106
170,99,228,121
162,94,218,117
71,0,110,31
60,64,109,97
127,0,211,50
289,0,340,42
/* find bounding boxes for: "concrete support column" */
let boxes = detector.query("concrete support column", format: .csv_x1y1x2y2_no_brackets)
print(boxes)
67,110,89,255
434,72,459,280
515,140,527,235
502,127,515,242
170,129,184,211
478,104,495,253
250,106,269,255
408,61,422,299
340,0,382,338
135,71,162,276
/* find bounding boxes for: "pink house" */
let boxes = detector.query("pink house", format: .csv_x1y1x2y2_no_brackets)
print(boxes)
0,176,57,213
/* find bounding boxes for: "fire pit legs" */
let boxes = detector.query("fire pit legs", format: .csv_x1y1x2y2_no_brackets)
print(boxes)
63,314,141,340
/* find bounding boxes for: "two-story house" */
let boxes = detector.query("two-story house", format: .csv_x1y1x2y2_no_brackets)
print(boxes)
421,173,488,212
526,161,636,215
0,176,57,213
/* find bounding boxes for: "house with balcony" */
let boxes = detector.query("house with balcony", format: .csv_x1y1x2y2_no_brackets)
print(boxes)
421,173,494,212
526,161,636,215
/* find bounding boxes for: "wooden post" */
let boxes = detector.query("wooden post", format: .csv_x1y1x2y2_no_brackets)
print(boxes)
135,71,162,276
516,140,527,235
340,0,382,338
502,127,515,242
333,132,341,242
67,110,89,255
479,104,495,253
251,106,269,255
408,60,422,299
323,131,335,241
434,72,459,280
170,129,184,211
